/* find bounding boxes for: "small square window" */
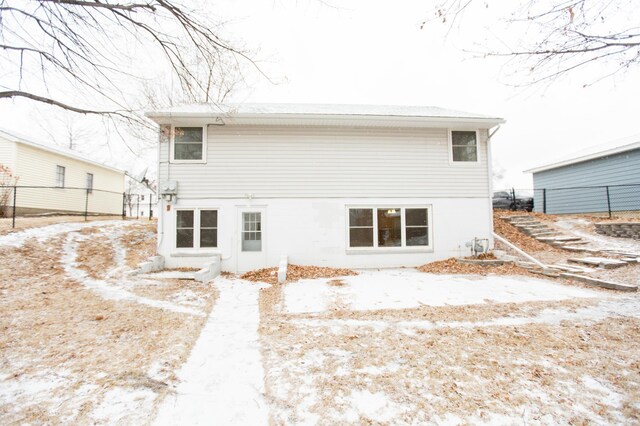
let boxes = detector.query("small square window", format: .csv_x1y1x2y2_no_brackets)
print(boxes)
173,126,205,161
451,131,478,162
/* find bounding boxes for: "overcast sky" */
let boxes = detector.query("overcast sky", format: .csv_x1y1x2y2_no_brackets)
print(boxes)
1,0,638,190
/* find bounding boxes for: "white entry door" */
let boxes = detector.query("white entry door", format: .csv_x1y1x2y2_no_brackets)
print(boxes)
237,207,267,273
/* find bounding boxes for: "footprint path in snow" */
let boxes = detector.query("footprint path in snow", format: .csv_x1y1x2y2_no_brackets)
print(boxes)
61,225,204,317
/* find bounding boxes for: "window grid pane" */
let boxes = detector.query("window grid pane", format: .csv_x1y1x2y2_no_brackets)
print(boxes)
176,210,194,248
242,212,262,251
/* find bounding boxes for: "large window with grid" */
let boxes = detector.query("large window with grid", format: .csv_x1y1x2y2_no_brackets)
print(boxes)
347,206,431,249
176,209,218,249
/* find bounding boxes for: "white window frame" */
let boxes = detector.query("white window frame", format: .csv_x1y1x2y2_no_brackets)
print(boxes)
86,172,93,193
169,125,207,164
55,165,65,188
448,129,480,165
175,208,219,250
345,205,433,253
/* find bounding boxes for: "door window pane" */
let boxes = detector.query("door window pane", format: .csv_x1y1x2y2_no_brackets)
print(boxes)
242,212,262,251
377,208,401,247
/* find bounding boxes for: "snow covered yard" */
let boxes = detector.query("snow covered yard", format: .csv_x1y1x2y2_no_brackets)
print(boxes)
0,220,217,424
3,219,640,425
259,270,640,424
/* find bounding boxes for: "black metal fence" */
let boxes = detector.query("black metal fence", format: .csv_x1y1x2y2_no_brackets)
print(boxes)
495,183,640,217
0,185,156,228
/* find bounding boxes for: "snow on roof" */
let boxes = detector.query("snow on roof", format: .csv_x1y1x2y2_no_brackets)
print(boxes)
0,127,125,174
146,102,504,124
526,134,640,174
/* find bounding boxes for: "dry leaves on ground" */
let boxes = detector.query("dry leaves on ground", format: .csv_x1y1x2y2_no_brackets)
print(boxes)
241,264,358,285
417,257,534,277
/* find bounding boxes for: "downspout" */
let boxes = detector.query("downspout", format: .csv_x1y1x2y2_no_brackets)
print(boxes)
486,125,501,248
156,125,166,251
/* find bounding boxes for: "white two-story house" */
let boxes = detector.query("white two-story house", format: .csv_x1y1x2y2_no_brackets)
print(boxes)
146,104,504,273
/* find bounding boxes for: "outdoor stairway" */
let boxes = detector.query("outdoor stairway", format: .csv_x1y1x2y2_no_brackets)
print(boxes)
504,215,587,248
500,215,638,292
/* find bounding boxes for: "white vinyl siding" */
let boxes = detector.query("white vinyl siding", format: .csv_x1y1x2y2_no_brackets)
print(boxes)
158,125,490,199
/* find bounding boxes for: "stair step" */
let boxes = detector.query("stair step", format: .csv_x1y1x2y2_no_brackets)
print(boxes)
559,273,637,292
567,257,628,269
537,236,582,242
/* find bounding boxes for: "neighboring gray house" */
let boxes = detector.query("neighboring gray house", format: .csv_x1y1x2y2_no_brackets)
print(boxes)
526,136,640,214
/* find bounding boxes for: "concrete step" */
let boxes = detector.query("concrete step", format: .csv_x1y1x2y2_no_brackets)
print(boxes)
568,257,628,269
553,263,595,273
529,231,561,237
559,273,637,292
537,236,582,242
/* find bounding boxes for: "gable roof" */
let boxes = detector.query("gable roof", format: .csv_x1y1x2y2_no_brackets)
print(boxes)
526,134,640,174
146,103,504,127
0,127,125,174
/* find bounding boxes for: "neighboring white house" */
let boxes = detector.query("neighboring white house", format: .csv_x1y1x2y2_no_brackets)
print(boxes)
0,128,125,216
146,103,504,273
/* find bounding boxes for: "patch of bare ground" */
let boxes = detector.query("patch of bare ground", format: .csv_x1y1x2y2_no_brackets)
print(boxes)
119,221,157,268
260,299,640,424
242,264,358,285
417,257,537,278
0,223,214,424
75,234,116,279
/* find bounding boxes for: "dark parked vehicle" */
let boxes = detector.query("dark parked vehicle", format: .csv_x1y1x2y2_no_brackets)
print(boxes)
492,190,534,212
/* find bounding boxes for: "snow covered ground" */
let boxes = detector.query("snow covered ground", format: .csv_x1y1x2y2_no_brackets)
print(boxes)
2,219,640,425
154,278,269,425
555,218,640,252
283,269,600,314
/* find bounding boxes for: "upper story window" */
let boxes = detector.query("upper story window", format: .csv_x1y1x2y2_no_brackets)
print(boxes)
56,165,65,188
171,126,206,162
450,130,478,162
86,173,93,193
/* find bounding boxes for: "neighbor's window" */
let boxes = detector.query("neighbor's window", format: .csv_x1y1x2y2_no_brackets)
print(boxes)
349,208,374,247
348,207,430,249
56,165,65,188
86,173,93,193
176,210,195,248
242,212,262,252
200,210,218,248
173,126,204,161
451,131,478,162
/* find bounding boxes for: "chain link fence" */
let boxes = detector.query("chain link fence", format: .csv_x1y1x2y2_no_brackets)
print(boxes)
0,185,156,230
494,183,640,217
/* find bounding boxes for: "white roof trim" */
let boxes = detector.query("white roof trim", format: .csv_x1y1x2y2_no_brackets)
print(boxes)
526,139,640,174
145,103,505,127
0,127,125,174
